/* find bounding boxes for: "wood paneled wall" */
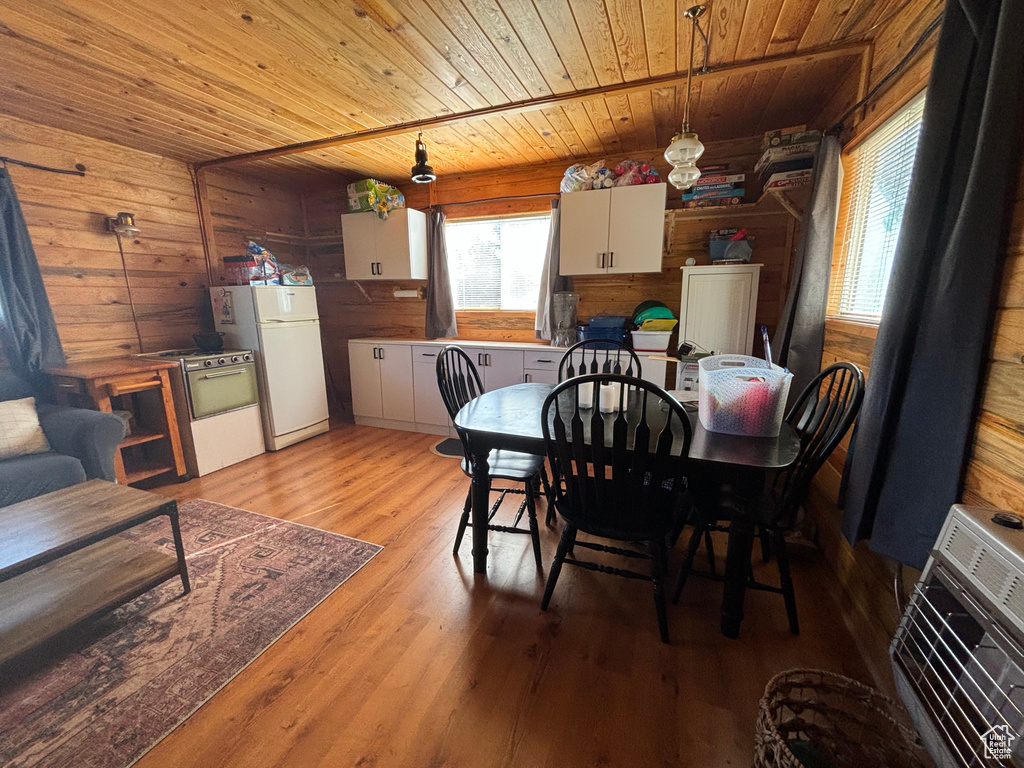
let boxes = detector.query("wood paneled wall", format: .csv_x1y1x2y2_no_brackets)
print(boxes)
200,169,307,287
0,113,209,361
298,136,799,415
964,166,1024,514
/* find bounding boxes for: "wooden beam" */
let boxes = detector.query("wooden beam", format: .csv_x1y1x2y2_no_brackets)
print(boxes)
190,165,218,286
197,41,870,170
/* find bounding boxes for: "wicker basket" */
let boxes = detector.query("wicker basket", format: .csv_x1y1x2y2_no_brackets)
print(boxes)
755,669,932,768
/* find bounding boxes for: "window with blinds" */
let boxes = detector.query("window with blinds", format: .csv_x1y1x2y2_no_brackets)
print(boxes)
445,214,550,311
832,91,926,321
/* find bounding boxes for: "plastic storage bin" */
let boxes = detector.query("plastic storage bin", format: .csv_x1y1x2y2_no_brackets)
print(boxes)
577,324,627,349
698,355,793,437
631,330,672,351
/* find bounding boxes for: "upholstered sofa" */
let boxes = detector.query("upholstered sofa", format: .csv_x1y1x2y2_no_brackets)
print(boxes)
0,373,125,507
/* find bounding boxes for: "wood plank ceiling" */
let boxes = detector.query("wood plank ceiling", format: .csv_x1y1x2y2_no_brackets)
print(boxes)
0,0,935,185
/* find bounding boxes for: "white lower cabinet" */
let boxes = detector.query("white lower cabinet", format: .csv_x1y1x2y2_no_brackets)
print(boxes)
473,348,524,391
349,340,673,435
411,346,450,431
523,348,561,385
349,342,414,424
637,354,668,390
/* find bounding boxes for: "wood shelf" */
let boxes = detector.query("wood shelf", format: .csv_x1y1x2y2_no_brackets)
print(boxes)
247,231,345,246
0,536,178,667
124,460,178,484
666,187,810,221
119,429,166,449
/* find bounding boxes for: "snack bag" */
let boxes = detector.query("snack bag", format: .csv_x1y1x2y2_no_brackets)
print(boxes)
245,241,280,285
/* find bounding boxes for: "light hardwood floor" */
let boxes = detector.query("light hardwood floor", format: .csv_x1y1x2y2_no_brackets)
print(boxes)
139,422,882,768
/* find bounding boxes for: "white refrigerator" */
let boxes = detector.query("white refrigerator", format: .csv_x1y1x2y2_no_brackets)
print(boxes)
211,285,329,450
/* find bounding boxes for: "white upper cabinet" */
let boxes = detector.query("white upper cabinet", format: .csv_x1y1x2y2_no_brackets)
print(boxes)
559,183,667,276
341,208,428,280
559,188,612,275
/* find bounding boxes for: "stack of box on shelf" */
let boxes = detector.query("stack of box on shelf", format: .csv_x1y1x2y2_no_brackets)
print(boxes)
682,165,746,208
756,126,822,191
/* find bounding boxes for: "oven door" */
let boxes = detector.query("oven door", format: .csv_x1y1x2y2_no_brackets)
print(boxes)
186,362,259,419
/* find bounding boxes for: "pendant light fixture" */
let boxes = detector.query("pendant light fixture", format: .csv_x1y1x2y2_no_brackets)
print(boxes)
410,132,436,183
665,5,707,191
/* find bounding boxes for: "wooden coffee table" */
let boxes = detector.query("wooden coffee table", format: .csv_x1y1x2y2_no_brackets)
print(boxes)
0,480,190,668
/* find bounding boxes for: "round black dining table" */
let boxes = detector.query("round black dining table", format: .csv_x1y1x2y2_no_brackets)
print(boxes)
454,382,801,638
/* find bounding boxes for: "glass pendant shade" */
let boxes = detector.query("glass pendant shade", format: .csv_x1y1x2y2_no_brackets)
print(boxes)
664,132,705,166
668,164,702,190
665,131,705,190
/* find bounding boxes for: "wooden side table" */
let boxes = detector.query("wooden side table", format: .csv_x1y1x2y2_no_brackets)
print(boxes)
44,358,187,486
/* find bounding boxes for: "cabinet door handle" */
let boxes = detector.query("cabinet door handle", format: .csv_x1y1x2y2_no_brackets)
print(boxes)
598,252,605,269
477,353,483,366
525,373,532,383
421,352,437,357
378,346,385,360
485,354,491,367
373,347,379,359
536,359,553,363
376,262,382,275
609,251,614,268
370,262,377,275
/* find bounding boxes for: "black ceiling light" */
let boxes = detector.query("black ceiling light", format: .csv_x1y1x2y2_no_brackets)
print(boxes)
411,132,436,183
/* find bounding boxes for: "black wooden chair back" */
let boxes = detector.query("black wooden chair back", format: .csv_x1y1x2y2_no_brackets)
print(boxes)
436,345,485,464
542,373,691,540
770,362,865,528
557,339,643,382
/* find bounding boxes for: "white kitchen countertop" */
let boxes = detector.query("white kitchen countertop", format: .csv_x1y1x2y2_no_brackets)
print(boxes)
349,337,570,351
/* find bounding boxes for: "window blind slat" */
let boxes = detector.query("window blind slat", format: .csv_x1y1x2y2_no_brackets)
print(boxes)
446,214,550,311
835,91,927,319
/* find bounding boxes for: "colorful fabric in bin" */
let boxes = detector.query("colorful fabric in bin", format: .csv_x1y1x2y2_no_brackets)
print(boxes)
346,179,406,220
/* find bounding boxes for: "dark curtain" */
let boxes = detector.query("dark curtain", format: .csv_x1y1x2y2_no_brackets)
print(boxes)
424,208,457,339
842,0,1024,568
0,168,65,385
773,135,843,400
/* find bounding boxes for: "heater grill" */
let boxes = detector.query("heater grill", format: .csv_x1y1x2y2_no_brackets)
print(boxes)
892,505,1024,767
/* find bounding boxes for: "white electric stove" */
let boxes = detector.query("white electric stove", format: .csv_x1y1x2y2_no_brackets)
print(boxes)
137,348,265,477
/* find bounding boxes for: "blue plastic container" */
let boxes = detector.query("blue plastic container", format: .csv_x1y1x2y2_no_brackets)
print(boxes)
577,325,628,349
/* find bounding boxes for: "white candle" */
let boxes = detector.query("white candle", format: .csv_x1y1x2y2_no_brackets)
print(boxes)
599,383,622,413
578,381,594,408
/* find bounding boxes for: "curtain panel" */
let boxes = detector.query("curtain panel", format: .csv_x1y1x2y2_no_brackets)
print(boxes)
424,208,457,339
773,135,844,400
535,199,572,341
0,168,65,385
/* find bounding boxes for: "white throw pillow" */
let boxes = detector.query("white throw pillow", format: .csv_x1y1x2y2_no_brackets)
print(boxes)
0,397,52,460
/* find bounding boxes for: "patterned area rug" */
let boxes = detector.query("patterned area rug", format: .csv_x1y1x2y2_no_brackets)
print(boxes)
0,499,382,768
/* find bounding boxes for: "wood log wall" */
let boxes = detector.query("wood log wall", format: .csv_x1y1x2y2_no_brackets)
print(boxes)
0,113,211,361
296,136,799,416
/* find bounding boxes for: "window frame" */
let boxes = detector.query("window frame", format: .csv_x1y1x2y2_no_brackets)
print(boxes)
827,89,927,325
444,211,550,313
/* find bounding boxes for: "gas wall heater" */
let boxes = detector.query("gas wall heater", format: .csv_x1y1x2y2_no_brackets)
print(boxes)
892,504,1024,767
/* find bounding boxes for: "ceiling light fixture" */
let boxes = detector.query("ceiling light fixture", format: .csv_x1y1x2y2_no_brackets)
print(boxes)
665,5,707,191
410,132,436,183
